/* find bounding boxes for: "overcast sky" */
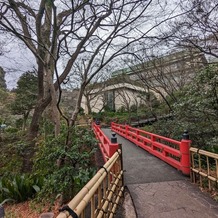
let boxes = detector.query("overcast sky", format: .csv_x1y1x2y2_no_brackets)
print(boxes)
0,37,36,89
0,0,181,90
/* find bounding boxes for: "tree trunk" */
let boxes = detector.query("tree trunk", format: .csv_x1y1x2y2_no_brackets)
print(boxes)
86,95,92,115
69,83,86,127
22,97,51,173
46,68,61,136
65,83,86,147
22,111,30,131
22,60,60,172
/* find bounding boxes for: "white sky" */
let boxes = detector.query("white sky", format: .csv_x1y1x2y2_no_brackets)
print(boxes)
0,0,181,90
0,37,36,89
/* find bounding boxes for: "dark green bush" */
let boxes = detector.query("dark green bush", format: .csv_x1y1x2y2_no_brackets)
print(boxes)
5,126,19,134
34,126,97,201
116,106,126,113
130,104,138,112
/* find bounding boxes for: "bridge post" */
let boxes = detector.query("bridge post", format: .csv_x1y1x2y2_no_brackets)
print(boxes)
150,134,155,151
125,125,129,138
109,132,119,157
95,119,100,126
111,132,117,144
180,130,191,176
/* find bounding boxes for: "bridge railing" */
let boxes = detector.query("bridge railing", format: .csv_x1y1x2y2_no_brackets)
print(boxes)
190,148,218,191
111,122,191,175
93,122,119,162
56,149,123,218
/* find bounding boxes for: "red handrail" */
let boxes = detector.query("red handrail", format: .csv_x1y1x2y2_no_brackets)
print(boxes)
93,122,119,162
111,122,191,175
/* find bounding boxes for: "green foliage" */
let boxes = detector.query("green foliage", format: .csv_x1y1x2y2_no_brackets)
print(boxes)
148,64,218,151
103,105,115,113
0,119,97,203
79,107,85,115
0,130,27,174
116,106,126,113
148,118,183,140
33,126,97,201
5,126,19,133
0,89,15,123
15,118,24,129
0,66,6,90
173,65,218,149
0,88,8,101
11,71,38,114
39,117,56,137
10,71,38,129
92,112,103,121
130,104,137,112
0,174,44,203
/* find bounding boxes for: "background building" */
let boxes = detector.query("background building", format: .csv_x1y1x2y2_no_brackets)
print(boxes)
63,49,208,114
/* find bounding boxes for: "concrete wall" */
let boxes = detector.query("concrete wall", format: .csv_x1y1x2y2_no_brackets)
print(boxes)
81,83,147,114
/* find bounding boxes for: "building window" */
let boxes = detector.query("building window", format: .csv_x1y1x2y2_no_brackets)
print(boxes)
104,91,115,111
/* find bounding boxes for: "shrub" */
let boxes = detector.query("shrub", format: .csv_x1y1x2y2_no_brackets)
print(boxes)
130,104,137,112
5,126,19,133
34,126,97,202
116,106,126,113
0,131,27,174
147,64,218,151
0,174,44,203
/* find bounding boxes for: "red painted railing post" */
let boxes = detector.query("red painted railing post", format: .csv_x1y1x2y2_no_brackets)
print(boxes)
136,130,139,142
150,134,155,151
111,122,114,131
180,130,191,176
125,125,128,138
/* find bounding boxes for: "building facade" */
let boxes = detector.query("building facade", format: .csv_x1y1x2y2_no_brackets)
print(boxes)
64,49,208,114
81,81,147,114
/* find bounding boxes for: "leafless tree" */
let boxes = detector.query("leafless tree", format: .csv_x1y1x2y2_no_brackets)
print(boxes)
120,1,216,114
73,64,111,115
0,0,185,171
120,35,207,112
84,83,108,115
112,80,144,111
161,0,218,62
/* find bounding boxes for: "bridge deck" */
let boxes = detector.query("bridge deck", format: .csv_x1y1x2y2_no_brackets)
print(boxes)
102,128,218,218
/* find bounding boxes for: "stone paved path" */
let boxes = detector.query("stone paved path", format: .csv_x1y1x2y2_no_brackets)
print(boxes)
102,128,218,218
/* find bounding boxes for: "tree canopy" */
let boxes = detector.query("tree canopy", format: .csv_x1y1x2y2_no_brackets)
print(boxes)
1,0,173,171
173,64,218,149
10,71,38,129
0,0,167,138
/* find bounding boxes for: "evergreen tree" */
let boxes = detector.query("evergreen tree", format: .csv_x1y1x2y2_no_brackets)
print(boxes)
173,64,218,150
0,67,6,90
10,71,38,130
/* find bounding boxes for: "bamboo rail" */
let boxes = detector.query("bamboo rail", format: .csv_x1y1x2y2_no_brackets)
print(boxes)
56,149,123,218
190,147,218,191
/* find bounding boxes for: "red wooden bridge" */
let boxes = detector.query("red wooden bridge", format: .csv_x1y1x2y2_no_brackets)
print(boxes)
93,122,218,217
57,122,218,218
